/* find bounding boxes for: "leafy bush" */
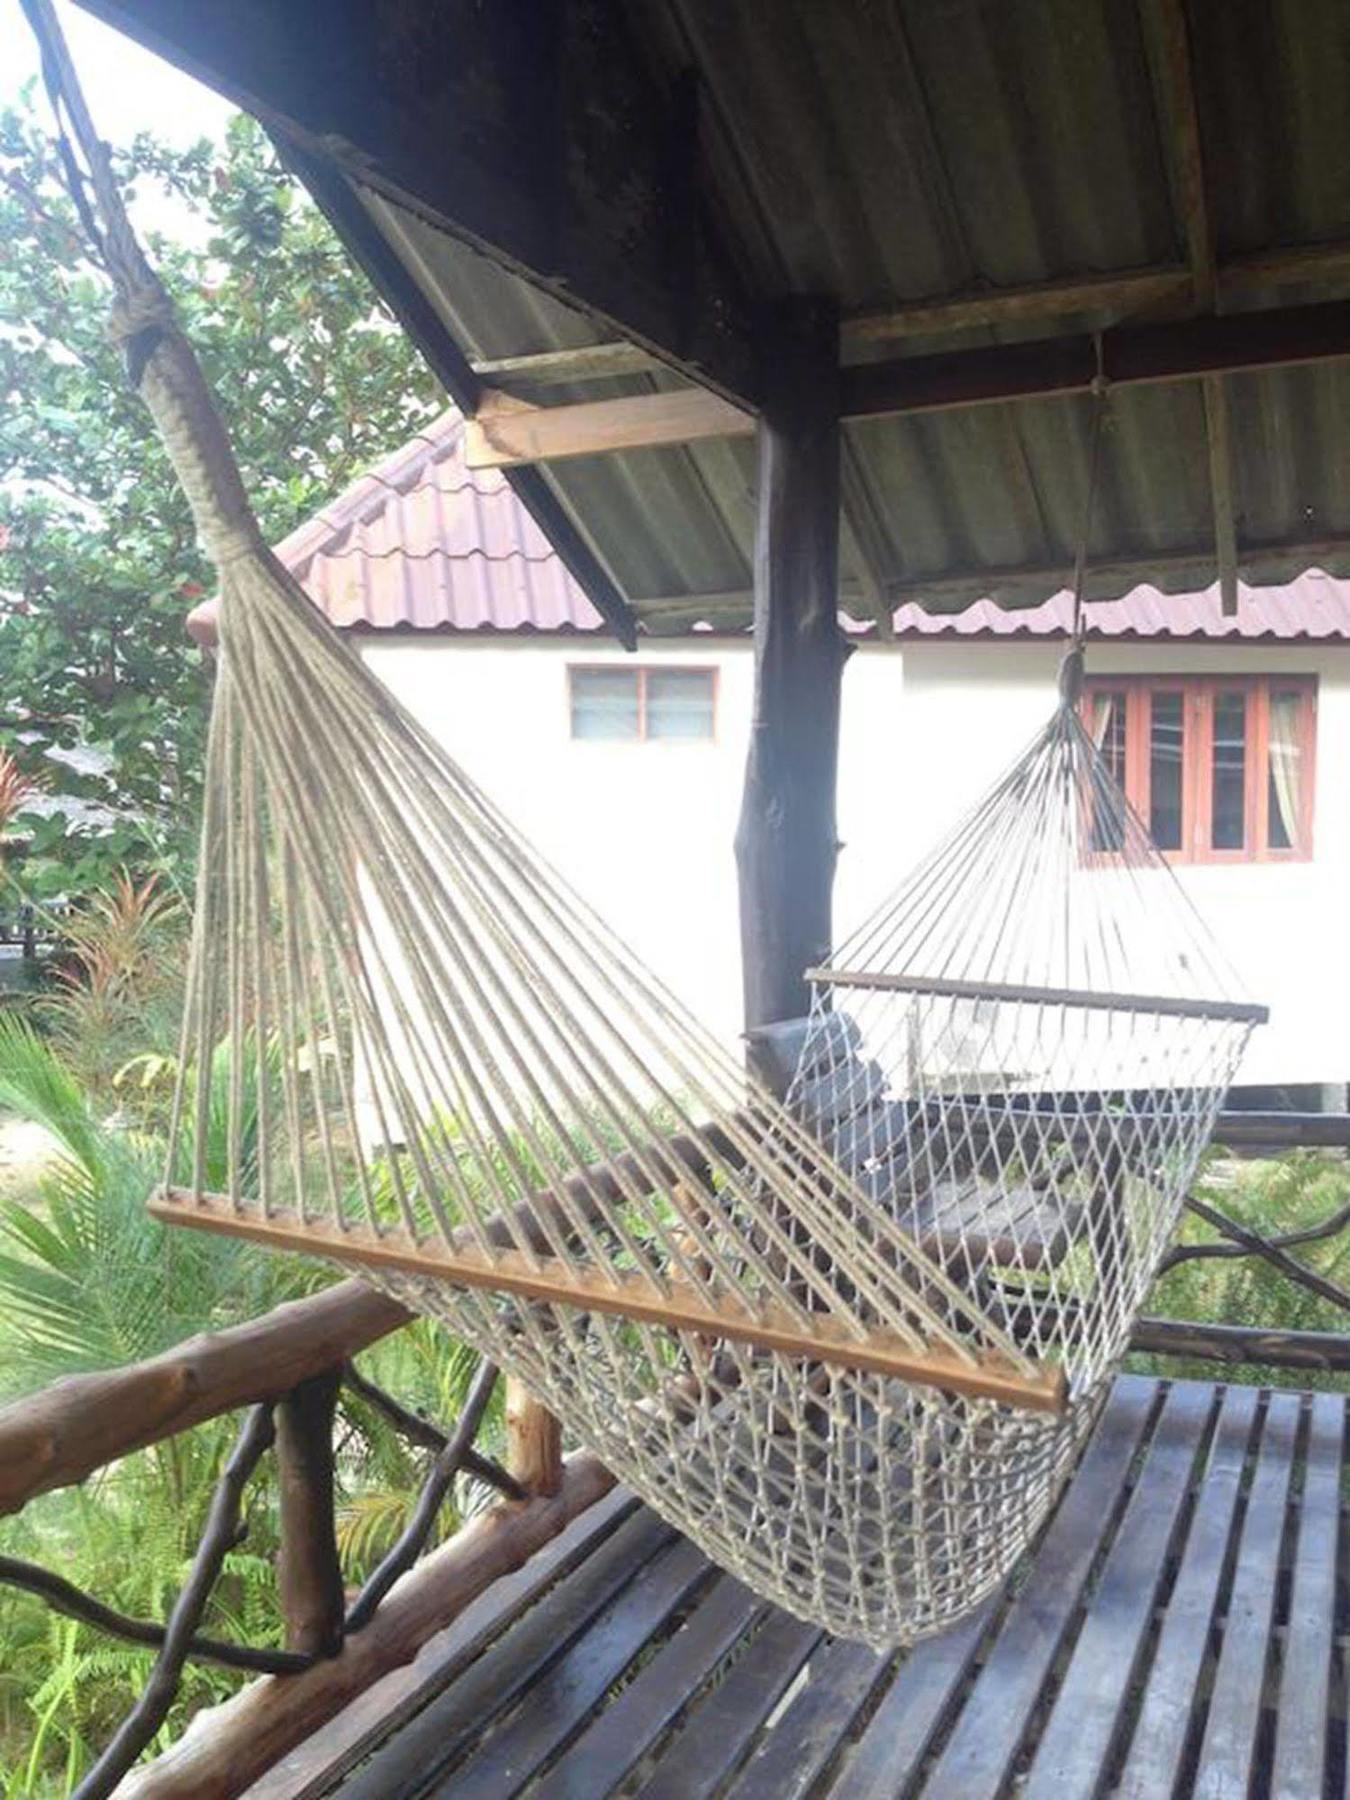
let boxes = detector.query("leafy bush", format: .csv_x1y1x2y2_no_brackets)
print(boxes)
1131,1147,1350,1389
0,1013,500,1790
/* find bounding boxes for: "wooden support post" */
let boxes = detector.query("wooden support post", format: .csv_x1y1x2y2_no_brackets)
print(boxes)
274,1370,345,1659
735,297,845,1033
505,1378,564,1498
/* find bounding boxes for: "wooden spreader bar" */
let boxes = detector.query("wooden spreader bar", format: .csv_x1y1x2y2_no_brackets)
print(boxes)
806,967,1270,1026
150,1189,1067,1415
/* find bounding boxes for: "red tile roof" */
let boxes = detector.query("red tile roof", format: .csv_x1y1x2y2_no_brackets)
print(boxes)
889,574,1350,643
270,409,1350,644
275,410,604,634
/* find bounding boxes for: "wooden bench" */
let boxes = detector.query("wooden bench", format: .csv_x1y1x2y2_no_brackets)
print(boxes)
746,1014,1124,1275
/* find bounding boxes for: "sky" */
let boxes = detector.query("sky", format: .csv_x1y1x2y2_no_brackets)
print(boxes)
1,0,235,147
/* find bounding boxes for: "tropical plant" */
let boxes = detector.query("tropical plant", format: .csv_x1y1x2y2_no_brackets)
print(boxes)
0,747,40,845
0,1015,499,1788
37,870,187,1116
1133,1147,1350,1389
0,93,442,902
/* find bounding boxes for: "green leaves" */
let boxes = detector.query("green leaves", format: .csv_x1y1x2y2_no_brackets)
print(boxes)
0,96,441,905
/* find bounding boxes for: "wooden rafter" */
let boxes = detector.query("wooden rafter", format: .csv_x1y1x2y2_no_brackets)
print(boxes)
1139,0,1240,615
465,386,752,469
470,343,662,386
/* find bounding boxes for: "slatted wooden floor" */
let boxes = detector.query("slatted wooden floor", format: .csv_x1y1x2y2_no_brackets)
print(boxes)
255,1376,1347,1800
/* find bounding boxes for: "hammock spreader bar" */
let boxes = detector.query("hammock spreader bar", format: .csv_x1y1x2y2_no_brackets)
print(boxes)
150,1187,1069,1413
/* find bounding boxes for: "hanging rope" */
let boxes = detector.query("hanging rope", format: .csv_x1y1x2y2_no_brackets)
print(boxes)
1059,336,1111,708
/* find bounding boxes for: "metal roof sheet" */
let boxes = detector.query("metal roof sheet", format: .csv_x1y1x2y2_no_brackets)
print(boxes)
890,571,1350,643
273,411,1350,644
338,0,1350,630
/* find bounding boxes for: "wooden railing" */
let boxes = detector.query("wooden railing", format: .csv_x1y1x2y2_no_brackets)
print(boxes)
1129,1108,1350,1373
0,1110,1345,1796
0,1282,603,1800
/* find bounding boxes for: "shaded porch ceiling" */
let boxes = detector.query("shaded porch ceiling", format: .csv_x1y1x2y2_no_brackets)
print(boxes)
74,0,1350,643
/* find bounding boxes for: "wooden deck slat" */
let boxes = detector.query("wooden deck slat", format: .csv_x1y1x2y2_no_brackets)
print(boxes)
1194,1391,1303,1800
541,1574,766,1799
824,1597,999,1800
428,1537,711,1799
732,1637,893,1800
334,1508,677,1800
636,1610,825,1800
295,1376,1348,1800
1114,1383,1261,1800
1271,1392,1345,1800
918,1376,1158,1800
1021,1382,1217,1798
244,1487,642,1800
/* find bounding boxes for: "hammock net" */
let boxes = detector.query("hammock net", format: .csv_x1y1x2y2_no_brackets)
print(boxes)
154,601,1261,1645
30,0,1264,1646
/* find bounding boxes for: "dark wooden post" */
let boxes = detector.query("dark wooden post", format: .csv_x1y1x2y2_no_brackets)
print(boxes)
275,1370,345,1658
735,297,846,1032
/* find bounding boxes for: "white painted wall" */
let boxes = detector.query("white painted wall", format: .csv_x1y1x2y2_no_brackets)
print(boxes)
360,634,1350,1090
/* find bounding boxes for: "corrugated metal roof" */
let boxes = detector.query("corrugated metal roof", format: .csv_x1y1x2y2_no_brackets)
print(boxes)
890,571,1350,643
274,410,604,634
79,0,1350,639
271,412,1350,644
340,0,1350,629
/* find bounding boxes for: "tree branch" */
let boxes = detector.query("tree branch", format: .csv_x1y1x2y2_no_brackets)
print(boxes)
0,1553,312,1675
72,1402,276,1800
344,1361,500,1633
1163,1194,1350,1313
340,1362,524,1501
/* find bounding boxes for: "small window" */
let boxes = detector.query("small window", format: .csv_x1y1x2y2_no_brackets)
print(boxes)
569,667,715,743
1082,675,1315,863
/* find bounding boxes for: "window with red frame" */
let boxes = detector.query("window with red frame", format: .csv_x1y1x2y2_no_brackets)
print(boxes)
1082,676,1316,863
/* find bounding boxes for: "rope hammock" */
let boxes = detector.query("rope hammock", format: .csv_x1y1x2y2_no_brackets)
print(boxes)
27,0,1265,1648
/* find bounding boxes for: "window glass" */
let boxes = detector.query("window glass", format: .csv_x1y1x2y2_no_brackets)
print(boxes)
645,669,714,741
1089,690,1127,852
1149,691,1184,851
570,669,639,739
1267,691,1301,851
1210,690,1247,850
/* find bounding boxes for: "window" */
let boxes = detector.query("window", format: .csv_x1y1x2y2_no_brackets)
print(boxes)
569,666,716,742
1082,676,1316,863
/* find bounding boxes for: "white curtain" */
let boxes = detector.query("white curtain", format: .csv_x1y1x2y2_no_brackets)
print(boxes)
1268,693,1301,845
1090,692,1117,749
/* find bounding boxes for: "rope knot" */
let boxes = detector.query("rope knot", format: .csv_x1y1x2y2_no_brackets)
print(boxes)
107,280,175,347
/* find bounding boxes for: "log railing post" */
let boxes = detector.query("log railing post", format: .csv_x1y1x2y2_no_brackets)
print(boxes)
505,1377,563,1498
275,1370,345,1658
735,295,846,1032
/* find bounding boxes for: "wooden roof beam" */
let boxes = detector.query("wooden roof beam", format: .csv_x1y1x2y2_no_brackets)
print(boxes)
465,387,753,469
842,242,1350,350
463,295,1350,469
1139,0,1239,614
72,0,761,409
841,296,1350,419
